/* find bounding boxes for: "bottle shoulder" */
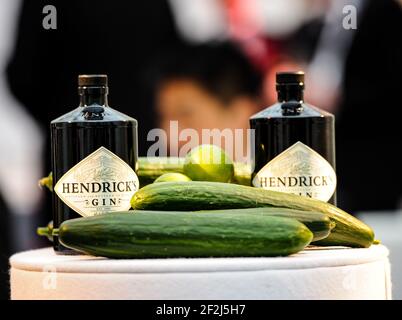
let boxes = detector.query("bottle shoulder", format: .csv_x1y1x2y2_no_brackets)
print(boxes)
250,102,334,120
51,105,138,125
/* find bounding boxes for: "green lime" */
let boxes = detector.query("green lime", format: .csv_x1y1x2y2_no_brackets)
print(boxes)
183,144,234,183
154,172,192,183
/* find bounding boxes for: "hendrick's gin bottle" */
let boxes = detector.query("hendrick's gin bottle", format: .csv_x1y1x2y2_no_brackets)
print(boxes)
250,72,336,204
51,75,139,253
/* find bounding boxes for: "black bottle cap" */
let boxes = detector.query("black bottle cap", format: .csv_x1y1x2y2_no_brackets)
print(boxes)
78,74,108,87
276,71,304,85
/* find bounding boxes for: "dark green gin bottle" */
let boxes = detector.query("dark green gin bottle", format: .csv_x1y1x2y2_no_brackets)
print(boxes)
51,75,139,253
250,72,337,205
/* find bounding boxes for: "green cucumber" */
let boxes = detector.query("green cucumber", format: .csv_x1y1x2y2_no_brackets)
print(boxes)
131,181,375,248
196,208,334,242
57,211,313,258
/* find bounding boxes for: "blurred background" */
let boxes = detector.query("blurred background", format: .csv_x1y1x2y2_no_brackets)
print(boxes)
0,0,401,299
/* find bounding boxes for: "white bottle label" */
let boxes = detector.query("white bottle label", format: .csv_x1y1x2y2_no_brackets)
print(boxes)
54,147,139,217
252,141,336,202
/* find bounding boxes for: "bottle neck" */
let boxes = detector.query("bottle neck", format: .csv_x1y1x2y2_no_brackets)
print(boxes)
79,86,108,106
276,84,304,103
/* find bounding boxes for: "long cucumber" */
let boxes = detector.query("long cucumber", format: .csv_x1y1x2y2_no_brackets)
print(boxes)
57,211,313,258
196,208,334,242
131,181,375,248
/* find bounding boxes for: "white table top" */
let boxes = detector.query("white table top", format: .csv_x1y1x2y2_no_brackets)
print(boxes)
10,245,389,274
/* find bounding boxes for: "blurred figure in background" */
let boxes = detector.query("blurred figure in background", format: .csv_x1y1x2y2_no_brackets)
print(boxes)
0,0,43,299
168,0,331,104
154,42,262,160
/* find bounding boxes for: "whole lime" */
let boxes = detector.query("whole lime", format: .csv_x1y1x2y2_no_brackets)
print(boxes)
183,144,234,183
154,172,191,183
